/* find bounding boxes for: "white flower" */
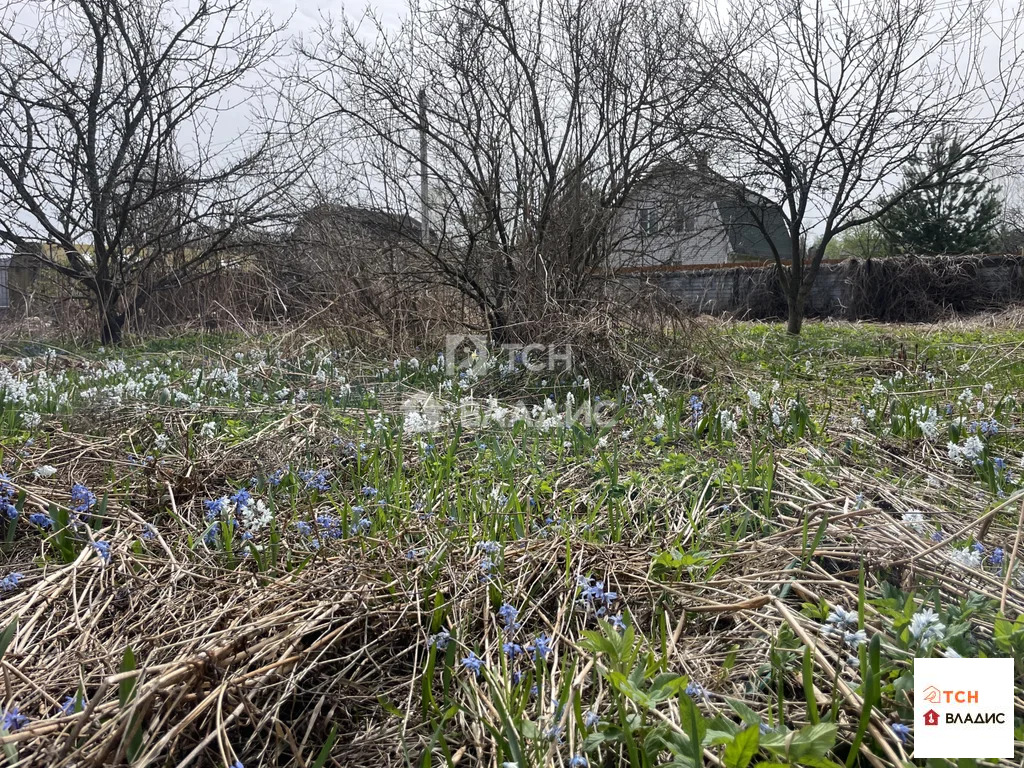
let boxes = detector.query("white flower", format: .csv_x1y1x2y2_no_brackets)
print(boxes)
717,410,737,434
826,606,858,628
747,390,762,409
33,465,57,479
199,421,217,438
403,411,437,435
901,511,929,534
909,608,946,643
154,434,170,451
950,547,982,569
843,629,867,649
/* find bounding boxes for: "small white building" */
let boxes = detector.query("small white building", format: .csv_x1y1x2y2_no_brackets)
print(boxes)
610,161,792,271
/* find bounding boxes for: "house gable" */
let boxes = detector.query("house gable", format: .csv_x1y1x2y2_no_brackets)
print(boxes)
610,163,792,271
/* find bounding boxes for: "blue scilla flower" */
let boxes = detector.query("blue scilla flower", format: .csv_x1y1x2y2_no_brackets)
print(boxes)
583,710,599,729
28,512,52,529
204,497,229,520
502,641,523,659
70,483,96,514
476,541,500,555
92,541,111,562
1,501,16,520
0,572,23,592
60,694,85,716
299,469,331,492
315,514,343,538
685,681,708,700
461,651,484,677
971,541,985,555
230,488,251,508
361,486,378,497
545,723,563,743
609,613,626,631
994,457,1007,471
531,633,552,660
349,518,371,535
569,755,588,768
890,722,911,743
2,706,28,732
497,603,519,629
991,547,1005,566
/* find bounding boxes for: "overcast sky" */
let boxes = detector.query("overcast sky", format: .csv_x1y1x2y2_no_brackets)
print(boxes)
251,0,405,38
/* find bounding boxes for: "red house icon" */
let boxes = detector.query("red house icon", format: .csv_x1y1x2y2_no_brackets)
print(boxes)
923,709,940,726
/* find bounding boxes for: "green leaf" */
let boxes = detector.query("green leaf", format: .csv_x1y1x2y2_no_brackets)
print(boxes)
678,691,707,765
726,698,762,727
802,646,819,724
723,726,760,768
311,725,339,768
119,646,137,707
788,723,837,761
0,617,17,662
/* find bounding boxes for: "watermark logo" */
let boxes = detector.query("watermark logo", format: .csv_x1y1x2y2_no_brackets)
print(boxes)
913,657,1013,757
445,334,490,377
443,335,573,377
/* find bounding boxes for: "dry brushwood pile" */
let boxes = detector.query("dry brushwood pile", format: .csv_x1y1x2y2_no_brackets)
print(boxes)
0,320,1023,767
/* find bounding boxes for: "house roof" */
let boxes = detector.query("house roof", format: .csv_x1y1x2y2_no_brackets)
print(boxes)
292,204,423,242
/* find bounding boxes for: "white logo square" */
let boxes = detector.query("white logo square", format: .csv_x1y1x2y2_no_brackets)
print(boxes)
913,657,1014,758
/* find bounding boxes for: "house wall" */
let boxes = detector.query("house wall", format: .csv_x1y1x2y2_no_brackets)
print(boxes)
609,177,732,270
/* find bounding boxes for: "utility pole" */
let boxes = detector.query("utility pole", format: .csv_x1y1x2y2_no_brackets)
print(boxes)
418,87,429,242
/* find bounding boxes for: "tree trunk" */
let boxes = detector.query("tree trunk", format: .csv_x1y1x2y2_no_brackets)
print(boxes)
785,286,805,335
100,307,125,345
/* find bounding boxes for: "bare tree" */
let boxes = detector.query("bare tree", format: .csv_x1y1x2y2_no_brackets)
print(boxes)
0,0,306,343
701,0,1024,333
302,0,716,343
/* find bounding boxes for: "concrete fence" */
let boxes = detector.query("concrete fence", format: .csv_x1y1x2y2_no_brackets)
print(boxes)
612,254,1024,320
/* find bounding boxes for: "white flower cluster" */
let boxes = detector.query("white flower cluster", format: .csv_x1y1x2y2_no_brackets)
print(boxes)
947,435,984,465
909,608,946,644
911,405,941,441
901,511,930,534
950,547,982,569
717,409,738,434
